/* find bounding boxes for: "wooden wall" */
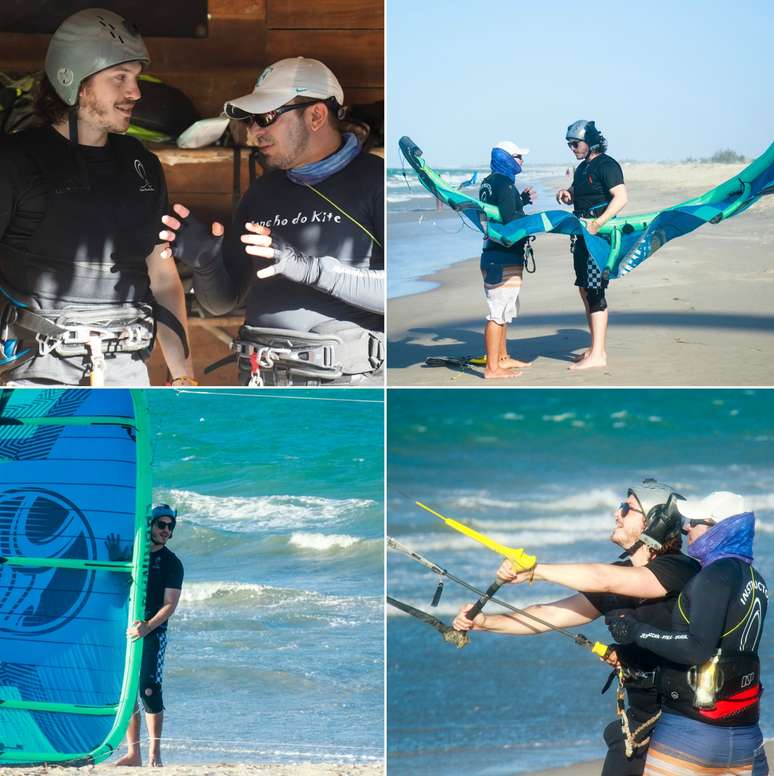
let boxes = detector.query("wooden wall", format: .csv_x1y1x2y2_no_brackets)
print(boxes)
0,0,383,119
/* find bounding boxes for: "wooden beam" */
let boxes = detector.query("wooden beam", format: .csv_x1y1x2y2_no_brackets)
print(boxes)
266,30,382,87
267,0,382,29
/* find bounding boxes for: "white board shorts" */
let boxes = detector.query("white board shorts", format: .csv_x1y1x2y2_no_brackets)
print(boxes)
484,279,521,325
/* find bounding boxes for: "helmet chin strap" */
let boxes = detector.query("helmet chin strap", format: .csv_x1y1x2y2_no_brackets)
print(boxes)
68,105,79,145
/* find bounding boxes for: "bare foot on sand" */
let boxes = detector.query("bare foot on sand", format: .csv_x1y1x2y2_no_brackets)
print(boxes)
572,350,590,362
114,754,142,767
569,353,607,370
150,758,164,767
484,367,522,379
500,357,532,369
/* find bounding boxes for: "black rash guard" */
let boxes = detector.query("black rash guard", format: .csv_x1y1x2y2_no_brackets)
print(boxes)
0,126,168,385
571,153,624,217
145,545,184,630
632,558,767,666
479,172,530,264
192,150,383,333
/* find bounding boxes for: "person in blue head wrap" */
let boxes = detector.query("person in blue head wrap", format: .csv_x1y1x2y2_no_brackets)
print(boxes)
478,140,536,379
606,492,769,776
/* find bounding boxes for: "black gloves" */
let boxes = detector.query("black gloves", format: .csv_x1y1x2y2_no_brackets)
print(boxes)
605,610,642,645
168,210,223,269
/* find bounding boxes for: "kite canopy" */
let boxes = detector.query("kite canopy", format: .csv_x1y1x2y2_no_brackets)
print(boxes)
0,389,151,766
399,136,774,279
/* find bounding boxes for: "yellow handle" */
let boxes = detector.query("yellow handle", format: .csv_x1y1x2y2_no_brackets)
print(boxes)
592,642,610,658
416,500,536,571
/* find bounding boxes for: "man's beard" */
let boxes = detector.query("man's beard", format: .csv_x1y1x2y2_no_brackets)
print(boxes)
257,117,310,171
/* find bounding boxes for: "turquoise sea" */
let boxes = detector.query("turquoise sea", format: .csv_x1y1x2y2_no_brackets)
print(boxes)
387,389,774,775
138,389,384,766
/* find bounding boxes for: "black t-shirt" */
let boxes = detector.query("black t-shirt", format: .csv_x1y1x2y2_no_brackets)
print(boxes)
571,153,624,217
222,150,383,332
145,545,184,629
479,172,528,259
583,553,700,714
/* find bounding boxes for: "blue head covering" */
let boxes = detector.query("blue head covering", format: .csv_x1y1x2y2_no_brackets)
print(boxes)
686,511,755,566
490,147,522,182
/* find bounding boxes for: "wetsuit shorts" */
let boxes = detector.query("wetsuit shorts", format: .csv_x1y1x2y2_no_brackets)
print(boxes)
643,710,768,776
573,235,608,291
139,628,168,714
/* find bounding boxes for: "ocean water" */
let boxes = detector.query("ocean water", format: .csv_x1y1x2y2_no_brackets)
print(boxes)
131,389,384,766
387,164,569,298
387,389,774,775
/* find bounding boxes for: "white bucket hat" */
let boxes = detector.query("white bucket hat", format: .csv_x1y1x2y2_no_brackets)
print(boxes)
496,140,530,156
678,491,747,525
225,57,344,117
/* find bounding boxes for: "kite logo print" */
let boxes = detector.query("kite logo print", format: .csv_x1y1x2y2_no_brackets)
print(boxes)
134,160,155,192
0,488,96,635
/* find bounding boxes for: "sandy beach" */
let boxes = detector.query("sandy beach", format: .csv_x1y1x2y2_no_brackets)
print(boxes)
387,161,774,386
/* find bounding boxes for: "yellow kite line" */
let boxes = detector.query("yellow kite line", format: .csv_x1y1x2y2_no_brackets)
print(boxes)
414,499,537,572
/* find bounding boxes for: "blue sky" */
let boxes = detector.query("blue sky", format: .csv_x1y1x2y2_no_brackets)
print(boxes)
386,0,773,166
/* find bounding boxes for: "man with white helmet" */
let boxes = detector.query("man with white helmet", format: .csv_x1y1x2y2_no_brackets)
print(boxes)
160,57,384,386
0,8,194,386
477,140,537,379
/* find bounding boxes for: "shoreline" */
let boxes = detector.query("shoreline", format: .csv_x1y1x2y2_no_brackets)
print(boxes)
387,161,774,386
0,764,384,775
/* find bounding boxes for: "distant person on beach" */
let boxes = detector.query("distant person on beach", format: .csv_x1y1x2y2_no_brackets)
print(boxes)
606,492,769,776
117,504,184,768
478,140,536,379
454,480,699,776
159,57,384,386
555,121,627,371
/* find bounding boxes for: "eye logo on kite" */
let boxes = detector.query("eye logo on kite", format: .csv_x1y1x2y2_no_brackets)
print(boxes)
0,488,97,635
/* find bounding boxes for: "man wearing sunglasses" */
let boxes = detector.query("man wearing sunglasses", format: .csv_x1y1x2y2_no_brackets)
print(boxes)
161,57,384,386
453,480,700,776
555,120,628,371
606,492,769,776
117,504,184,767
478,140,537,379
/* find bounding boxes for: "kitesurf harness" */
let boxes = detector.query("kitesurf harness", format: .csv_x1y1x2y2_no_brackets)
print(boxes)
657,565,762,724
206,322,384,386
0,298,155,386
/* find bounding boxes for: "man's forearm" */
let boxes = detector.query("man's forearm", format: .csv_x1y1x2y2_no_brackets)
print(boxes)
311,257,384,314
534,563,618,593
145,602,177,633
153,282,193,380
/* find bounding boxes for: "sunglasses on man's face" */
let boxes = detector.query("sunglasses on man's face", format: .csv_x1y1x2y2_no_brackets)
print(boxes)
155,520,174,531
568,140,583,149
513,154,523,162
618,502,644,518
228,99,326,128
682,518,716,529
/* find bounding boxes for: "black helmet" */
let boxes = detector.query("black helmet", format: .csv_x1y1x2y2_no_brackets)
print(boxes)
628,478,685,551
151,503,177,529
566,120,603,151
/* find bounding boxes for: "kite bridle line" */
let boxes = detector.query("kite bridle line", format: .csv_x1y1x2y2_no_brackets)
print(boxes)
387,535,610,659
